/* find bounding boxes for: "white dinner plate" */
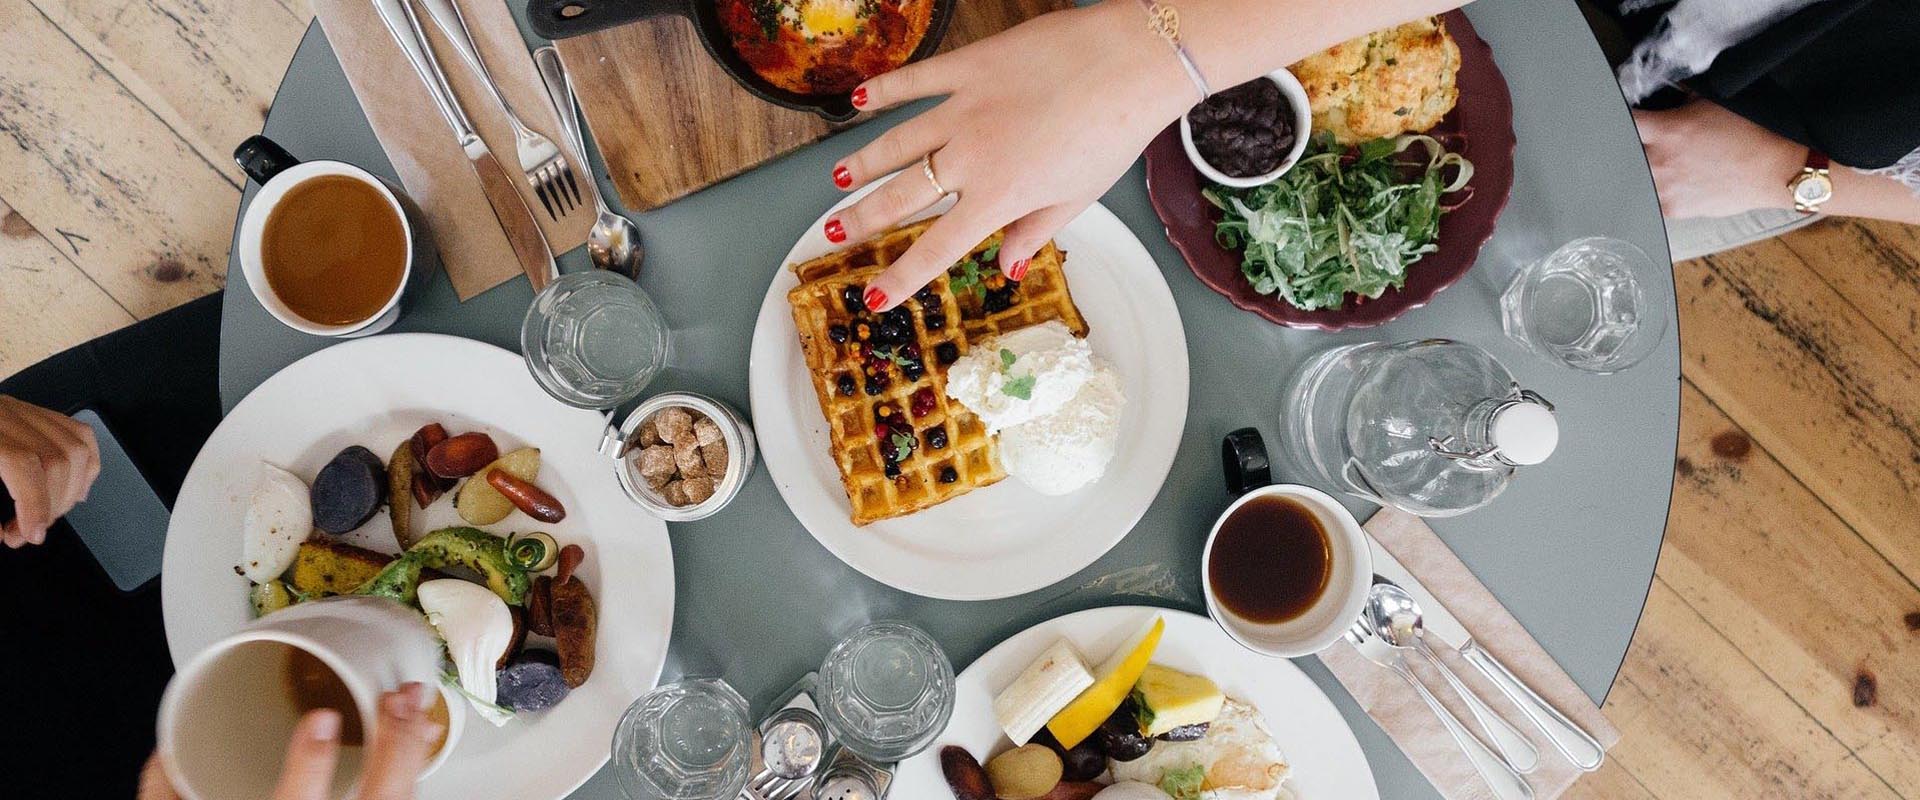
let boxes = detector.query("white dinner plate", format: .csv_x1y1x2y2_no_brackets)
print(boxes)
747,183,1189,600
894,606,1379,799
161,333,675,800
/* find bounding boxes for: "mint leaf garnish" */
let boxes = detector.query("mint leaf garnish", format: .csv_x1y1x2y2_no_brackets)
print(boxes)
1003,374,1036,400
890,432,917,457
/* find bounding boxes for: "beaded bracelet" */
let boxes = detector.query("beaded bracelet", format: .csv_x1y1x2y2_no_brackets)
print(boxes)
1136,0,1211,100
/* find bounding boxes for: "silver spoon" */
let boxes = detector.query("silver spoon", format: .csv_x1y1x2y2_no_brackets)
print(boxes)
1368,581,1541,773
532,46,645,279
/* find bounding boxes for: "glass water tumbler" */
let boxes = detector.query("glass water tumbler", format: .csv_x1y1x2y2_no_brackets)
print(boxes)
611,678,753,800
522,270,670,409
1499,236,1667,374
816,621,955,763
1281,339,1560,517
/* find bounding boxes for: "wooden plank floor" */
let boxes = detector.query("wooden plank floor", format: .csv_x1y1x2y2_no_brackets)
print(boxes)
3,5,1916,797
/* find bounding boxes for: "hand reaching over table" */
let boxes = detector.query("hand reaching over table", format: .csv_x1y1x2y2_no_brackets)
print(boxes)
0,395,100,548
141,683,444,800
827,0,1466,312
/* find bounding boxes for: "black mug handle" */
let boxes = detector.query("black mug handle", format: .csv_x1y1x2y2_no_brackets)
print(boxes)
1221,427,1272,496
234,135,300,187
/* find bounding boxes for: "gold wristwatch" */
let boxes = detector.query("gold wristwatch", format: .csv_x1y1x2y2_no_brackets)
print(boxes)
1788,149,1833,213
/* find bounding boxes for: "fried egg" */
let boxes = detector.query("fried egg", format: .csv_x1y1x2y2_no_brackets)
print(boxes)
795,0,863,39
1107,700,1293,800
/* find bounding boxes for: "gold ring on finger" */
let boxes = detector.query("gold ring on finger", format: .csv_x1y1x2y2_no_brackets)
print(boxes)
922,152,951,197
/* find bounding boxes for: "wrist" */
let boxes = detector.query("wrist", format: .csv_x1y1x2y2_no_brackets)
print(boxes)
1091,0,1207,124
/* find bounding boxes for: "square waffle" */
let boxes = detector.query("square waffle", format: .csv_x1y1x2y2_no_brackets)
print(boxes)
792,219,1089,340
786,219,1090,524
789,266,1003,525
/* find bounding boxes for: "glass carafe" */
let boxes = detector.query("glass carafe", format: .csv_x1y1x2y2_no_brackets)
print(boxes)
1280,339,1558,517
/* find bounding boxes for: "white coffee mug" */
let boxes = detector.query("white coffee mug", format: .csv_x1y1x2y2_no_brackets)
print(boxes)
233,135,428,338
1203,428,1371,657
157,596,461,800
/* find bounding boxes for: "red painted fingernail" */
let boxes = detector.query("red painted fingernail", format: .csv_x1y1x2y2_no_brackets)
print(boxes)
824,218,847,243
833,165,852,189
863,286,887,311
1008,259,1030,281
851,87,868,109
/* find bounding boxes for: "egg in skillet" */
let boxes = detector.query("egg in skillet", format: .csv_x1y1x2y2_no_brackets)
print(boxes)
716,0,937,95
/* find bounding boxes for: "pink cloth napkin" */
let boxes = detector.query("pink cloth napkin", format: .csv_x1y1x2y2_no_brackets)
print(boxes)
1317,508,1621,799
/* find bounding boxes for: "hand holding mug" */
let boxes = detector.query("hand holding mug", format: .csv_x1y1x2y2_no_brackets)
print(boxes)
141,683,443,800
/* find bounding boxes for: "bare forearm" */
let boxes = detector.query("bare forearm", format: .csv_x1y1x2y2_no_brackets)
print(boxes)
1171,0,1470,92
1826,167,1920,225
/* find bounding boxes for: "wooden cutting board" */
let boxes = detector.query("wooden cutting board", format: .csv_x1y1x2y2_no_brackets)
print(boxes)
552,0,1070,211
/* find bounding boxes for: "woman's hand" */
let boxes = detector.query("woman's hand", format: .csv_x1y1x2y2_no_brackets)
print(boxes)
140,683,444,800
0,395,100,548
828,0,1194,311
1633,99,1805,219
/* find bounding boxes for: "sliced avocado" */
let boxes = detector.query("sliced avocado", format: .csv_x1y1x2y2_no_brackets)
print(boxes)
353,526,530,607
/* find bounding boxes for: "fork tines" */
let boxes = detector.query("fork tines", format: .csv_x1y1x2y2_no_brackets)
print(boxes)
531,154,582,221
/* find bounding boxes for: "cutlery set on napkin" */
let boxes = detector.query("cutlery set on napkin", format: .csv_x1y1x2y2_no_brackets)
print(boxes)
312,0,620,299
1325,508,1622,799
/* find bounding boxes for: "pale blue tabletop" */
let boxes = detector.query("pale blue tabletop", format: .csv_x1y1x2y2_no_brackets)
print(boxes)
217,2,1677,796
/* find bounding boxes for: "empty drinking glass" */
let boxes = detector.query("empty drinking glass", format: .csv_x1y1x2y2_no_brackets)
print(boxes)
816,621,955,763
1499,236,1667,374
611,678,752,800
522,270,669,408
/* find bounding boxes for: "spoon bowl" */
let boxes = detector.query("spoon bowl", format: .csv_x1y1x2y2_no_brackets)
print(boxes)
1364,582,1428,650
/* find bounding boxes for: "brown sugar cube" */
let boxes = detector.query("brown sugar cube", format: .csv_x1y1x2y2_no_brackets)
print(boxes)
692,416,724,448
637,417,661,447
653,407,693,443
700,441,729,475
636,445,677,489
662,480,690,507
673,435,707,479
681,476,716,505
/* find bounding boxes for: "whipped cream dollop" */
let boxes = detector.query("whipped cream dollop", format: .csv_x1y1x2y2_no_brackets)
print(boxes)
944,321,1092,432
999,366,1125,495
946,320,1126,495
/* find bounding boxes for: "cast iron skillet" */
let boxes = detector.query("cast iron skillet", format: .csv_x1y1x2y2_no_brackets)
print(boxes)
528,0,957,123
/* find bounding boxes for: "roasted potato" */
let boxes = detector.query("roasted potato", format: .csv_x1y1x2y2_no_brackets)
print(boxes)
550,575,597,688
527,576,555,637
387,441,415,549
455,448,541,526
288,540,393,598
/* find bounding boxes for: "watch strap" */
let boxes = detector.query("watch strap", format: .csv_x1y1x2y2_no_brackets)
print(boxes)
1805,149,1830,172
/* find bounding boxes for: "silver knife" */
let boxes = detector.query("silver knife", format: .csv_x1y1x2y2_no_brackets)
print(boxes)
371,0,555,291
1365,535,1606,771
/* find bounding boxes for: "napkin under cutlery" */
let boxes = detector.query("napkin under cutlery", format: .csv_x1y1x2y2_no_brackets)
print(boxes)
1319,508,1621,799
310,0,590,300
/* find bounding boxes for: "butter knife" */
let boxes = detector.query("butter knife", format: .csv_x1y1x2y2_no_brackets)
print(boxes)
1365,535,1606,771
371,0,555,291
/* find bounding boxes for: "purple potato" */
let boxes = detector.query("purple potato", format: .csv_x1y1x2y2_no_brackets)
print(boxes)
497,649,570,712
311,446,387,534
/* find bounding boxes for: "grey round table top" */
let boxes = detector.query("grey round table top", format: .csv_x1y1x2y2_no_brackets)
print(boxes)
217,2,1676,796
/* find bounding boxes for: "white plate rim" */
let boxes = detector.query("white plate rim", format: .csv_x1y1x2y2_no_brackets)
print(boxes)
160,332,675,800
746,184,1190,600
893,605,1380,799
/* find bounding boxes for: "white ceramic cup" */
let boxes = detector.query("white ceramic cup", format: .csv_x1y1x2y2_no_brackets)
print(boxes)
233,135,426,338
1201,483,1372,658
157,596,461,800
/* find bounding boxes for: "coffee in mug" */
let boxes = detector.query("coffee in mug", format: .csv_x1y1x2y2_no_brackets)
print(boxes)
234,135,424,338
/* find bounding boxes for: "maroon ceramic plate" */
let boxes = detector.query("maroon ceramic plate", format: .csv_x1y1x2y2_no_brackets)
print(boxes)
1145,10,1515,330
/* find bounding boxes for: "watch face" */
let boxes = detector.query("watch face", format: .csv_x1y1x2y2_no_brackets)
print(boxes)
1794,174,1834,206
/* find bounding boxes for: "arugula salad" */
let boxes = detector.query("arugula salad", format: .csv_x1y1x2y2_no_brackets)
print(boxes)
1203,134,1473,311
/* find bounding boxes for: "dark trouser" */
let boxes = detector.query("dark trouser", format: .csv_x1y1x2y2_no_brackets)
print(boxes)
0,293,224,799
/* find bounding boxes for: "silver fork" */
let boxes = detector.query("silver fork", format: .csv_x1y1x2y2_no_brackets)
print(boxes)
1346,619,1534,800
411,0,580,219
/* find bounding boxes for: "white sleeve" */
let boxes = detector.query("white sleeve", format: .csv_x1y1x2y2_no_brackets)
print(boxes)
1853,145,1920,197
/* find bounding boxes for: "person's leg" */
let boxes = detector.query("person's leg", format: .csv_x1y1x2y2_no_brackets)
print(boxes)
0,292,224,798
